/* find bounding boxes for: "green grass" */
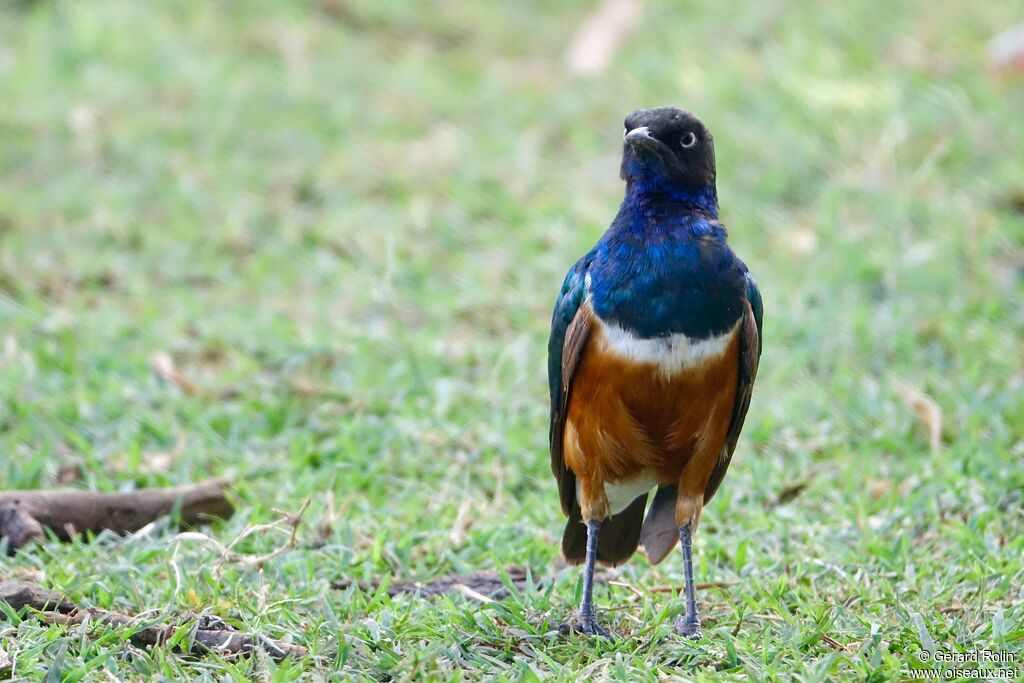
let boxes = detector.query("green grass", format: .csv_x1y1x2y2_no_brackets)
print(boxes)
1,0,1022,679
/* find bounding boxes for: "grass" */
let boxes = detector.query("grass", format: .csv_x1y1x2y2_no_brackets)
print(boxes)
0,0,1022,679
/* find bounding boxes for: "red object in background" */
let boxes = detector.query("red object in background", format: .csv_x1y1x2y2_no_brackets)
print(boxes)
989,22,1024,74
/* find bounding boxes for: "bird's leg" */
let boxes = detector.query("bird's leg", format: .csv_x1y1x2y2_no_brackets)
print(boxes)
579,518,601,627
674,520,702,639
559,518,611,638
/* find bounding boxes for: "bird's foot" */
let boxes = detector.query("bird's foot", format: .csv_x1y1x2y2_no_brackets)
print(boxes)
674,614,702,640
557,615,613,639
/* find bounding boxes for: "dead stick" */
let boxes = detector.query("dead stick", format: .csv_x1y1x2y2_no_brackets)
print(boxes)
0,505,44,551
0,582,77,614
0,478,233,552
0,582,306,661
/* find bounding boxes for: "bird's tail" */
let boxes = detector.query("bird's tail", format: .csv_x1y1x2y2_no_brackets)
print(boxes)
561,494,648,567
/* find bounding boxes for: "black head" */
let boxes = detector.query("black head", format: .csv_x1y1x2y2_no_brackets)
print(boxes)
620,107,715,190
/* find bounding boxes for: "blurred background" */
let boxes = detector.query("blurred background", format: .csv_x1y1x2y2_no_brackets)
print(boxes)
0,0,1021,678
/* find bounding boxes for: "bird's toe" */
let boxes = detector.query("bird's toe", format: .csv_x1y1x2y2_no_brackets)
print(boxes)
557,617,613,640
674,615,703,640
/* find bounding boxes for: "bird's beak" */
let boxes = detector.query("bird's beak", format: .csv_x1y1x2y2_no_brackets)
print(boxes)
624,125,666,159
624,126,652,142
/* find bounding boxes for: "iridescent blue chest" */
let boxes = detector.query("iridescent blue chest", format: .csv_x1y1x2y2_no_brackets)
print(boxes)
587,198,747,341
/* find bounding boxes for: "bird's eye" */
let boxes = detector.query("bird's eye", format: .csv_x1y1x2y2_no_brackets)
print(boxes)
680,132,697,148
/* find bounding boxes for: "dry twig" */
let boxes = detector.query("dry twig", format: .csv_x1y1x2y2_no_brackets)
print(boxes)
151,351,199,395
171,498,310,579
894,381,943,453
820,634,852,652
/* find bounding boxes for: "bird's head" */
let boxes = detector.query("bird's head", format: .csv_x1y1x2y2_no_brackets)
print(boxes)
620,107,716,198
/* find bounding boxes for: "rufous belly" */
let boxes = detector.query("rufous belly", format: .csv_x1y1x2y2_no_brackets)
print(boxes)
563,307,740,522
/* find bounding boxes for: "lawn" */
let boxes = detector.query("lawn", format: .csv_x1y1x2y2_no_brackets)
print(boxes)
1,0,1022,680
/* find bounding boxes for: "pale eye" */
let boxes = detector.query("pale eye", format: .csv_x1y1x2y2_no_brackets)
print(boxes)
680,131,697,148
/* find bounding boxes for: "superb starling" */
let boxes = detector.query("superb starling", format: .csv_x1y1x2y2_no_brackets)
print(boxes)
548,107,762,639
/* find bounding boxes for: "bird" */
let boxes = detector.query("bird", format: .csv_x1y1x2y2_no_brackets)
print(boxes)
548,107,762,639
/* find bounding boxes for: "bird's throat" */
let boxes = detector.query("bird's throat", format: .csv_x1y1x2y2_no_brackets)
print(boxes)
623,182,718,219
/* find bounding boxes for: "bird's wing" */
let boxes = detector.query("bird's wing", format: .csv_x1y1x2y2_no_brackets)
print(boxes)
548,257,592,516
703,272,763,504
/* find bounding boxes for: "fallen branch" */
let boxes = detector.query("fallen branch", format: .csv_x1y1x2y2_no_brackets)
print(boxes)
0,582,306,661
0,505,44,552
0,478,233,554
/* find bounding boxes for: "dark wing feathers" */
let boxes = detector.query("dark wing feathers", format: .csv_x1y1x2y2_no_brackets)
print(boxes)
702,272,762,504
550,258,650,566
548,256,592,516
